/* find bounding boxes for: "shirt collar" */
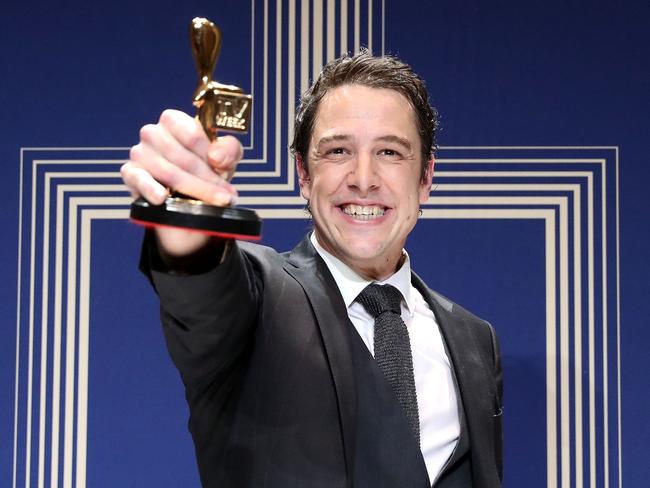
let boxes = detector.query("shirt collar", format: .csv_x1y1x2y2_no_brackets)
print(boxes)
310,232,415,314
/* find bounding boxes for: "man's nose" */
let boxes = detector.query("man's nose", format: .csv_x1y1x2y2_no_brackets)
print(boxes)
346,154,380,195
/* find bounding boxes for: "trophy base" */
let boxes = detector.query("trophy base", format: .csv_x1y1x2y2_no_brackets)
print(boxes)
130,197,262,241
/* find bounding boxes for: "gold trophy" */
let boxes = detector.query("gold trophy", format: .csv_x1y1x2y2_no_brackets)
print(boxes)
130,17,262,240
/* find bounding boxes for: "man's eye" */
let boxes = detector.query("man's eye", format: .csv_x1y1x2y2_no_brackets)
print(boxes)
328,147,346,155
379,149,401,157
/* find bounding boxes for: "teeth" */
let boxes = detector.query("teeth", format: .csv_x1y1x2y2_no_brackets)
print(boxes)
342,205,386,220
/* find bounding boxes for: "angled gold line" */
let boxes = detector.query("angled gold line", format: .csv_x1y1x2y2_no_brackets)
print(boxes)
235,182,296,191
420,208,553,219
354,0,360,52
588,172,596,488
420,206,563,487
234,169,282,178
421,207,561,488
313,0,323,81
62,190,79,488
301,0,309,94
545,214,558,488
39,172,121,179
239,159,270,164
427,196,568,205
559,198,570,487
367,0,373,53
436,171,595,177
246,0,255,152
53,184,127,194
50,182,69,488
615,147,622,488
13,149,26,488
263,0,268,162
52,192,134,488
36,173,55,488
75,206,91,488
601,157,609,488
65,200,131,488
238,196,305,205
243,0,269,160
239,194,583,207
439,146,619,150
436,184,587,191
259,207,556,220
257,208,307,218
327,0,335,61
340,0,348,55
23,143,266,171
275,0,284,180
436,158,606,164
381,0,385,54
21,147,130,151
573,184,584,488
61,196,133,206
24,153,40,488
235,166,599,181
33,160,125,165
287,0,297,191
227,1,259,152
73,208,130,487
87,209,130,219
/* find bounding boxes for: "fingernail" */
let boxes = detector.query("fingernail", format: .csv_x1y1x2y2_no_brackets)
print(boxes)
153,186,168,202
214,192,232,206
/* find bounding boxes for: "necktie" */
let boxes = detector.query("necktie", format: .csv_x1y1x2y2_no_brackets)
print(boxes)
356,283,420,444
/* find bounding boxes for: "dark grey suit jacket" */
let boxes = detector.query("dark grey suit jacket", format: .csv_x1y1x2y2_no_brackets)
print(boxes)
144,235,503,487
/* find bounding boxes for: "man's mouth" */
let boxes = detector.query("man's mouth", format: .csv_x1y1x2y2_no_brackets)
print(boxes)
341,204,387,221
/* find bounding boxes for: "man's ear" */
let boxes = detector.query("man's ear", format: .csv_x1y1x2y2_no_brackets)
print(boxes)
419,157,435,205
296,154,311,200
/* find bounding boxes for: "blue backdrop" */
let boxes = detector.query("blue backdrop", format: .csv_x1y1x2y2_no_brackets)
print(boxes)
1,1,648,487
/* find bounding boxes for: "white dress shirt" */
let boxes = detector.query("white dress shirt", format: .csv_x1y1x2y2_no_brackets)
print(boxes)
310,233,460,484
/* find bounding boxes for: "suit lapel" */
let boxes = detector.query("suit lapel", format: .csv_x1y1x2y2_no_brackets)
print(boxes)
412,272,496,407
412,273,500,485
284,236,357,483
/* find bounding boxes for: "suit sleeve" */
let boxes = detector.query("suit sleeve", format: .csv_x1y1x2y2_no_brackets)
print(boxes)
140,234,262,393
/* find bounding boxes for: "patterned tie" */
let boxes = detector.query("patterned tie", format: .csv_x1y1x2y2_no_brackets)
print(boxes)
356,283,420,445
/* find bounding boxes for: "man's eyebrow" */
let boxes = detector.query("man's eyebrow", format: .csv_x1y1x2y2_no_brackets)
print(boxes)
316,134,413,150
375,135,413,152
315,134,352,147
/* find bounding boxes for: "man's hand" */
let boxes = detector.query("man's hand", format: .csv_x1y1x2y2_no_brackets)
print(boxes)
121,109,244,258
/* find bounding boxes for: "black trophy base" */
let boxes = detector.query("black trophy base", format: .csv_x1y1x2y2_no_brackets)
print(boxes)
130,196,262,240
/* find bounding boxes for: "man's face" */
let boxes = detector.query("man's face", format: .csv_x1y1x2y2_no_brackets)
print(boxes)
297,84,433,280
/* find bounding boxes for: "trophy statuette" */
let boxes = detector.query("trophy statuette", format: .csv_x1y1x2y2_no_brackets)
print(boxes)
130,17,262,240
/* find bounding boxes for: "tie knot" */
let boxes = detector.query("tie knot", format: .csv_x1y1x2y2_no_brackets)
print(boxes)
356,284,403,318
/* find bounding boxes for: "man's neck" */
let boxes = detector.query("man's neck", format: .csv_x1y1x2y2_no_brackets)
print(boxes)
312,232,405,281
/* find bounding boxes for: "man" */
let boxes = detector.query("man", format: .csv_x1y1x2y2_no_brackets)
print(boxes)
121,52,503,487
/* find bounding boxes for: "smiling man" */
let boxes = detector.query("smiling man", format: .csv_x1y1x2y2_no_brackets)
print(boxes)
297,84,431,280
122,52,503,488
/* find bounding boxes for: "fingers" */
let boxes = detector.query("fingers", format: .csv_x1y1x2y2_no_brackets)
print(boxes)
120,162,168,204
129,140,236,206
123,109,245,206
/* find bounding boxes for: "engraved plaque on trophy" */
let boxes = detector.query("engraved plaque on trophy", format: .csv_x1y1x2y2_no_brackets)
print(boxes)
130,17,262,240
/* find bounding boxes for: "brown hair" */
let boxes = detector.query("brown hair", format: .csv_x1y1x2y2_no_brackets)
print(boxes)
290,49,439,179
